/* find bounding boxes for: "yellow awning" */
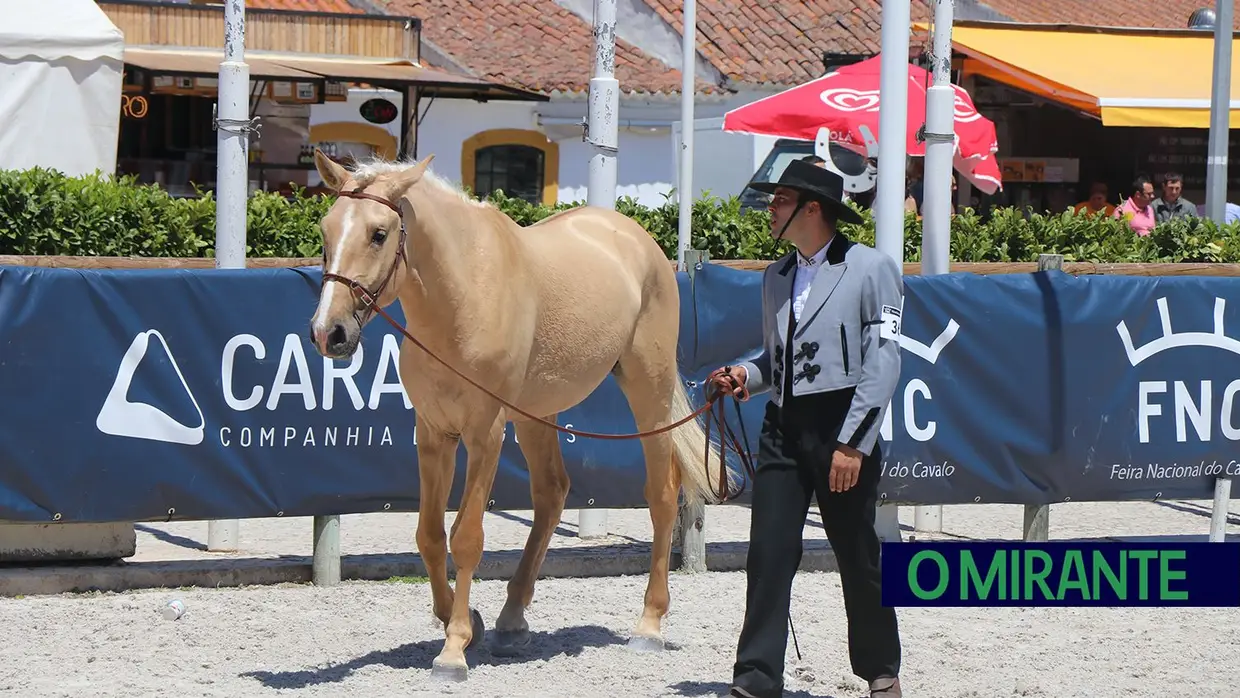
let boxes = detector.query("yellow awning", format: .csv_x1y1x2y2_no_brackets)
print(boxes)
914,21,1240,128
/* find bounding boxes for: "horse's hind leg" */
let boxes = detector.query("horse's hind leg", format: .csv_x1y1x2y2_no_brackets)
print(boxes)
613,345,682,652
431,408,504,682
491,416,570,655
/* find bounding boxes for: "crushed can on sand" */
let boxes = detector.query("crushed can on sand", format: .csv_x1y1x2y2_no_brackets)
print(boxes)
161,599,186,621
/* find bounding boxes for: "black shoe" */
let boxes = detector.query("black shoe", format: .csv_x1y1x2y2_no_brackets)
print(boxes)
869,676,902,697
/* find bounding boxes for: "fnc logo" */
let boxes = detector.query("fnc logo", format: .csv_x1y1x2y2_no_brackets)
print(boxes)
879,310,962,443
1117,296,1240,444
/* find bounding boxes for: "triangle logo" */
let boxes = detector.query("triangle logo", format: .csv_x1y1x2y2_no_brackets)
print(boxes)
96,329,205,446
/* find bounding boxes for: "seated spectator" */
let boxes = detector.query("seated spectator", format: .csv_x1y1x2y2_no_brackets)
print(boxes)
1152,172,1197,222
1196,201,1240,223
1073,182,1116,217
1113,175,1156,236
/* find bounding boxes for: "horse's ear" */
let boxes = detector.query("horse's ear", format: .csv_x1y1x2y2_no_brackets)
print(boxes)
386,154,435,194
314,148,350,191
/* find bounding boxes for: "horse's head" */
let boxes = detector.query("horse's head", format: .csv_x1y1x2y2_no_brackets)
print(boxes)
308,148,434,359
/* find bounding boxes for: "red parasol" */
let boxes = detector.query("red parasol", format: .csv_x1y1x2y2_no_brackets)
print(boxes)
722,55,1003,194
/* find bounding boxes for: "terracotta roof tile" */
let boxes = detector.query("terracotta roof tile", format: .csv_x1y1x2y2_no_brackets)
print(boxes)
639,0,933,87
973,0,1238,30
245,0,365,13
384,0,720,95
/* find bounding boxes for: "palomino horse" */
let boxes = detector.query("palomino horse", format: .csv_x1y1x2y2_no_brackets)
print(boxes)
307,149,733,681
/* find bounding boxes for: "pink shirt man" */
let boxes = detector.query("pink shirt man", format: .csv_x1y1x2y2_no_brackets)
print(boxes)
1113,178,1157,236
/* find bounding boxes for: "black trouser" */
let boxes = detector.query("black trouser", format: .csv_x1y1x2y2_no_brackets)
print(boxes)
732,391,901,698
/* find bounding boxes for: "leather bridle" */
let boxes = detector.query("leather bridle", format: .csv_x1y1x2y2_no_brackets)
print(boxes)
316,187,755,501
320,188,409,327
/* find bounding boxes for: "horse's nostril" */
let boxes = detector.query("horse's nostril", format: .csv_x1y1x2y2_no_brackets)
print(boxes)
328,324,348,348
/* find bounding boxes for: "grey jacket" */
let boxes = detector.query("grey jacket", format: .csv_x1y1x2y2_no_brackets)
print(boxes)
736,234,904,456
1152,196,1197,223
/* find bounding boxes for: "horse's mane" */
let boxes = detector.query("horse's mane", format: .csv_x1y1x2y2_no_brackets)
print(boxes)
347,156,491,211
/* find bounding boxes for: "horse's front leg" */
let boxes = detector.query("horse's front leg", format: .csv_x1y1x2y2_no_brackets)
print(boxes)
431,409,505,682
414,421,459,630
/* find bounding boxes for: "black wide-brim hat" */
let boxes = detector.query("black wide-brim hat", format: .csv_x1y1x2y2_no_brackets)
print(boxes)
748,158,865,225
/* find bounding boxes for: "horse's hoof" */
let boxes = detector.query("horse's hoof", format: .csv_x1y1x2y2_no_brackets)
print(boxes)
430,657,469,683
490,627,532,657
464,608,486,651
627,634,665,653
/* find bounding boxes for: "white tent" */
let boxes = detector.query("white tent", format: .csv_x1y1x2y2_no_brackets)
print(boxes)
0,0,125,177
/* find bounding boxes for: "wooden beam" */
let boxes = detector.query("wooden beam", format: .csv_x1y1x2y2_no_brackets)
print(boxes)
0,256,315,269
709,260,1240,276
7,256,1240,277
99,1,417,61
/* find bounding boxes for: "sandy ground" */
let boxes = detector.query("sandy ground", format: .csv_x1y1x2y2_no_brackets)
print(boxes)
2,500,1238,697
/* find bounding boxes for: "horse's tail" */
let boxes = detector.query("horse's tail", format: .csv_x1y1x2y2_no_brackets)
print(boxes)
667,374,735,507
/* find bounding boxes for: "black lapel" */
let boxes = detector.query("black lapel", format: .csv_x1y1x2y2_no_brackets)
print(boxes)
794,233,853,336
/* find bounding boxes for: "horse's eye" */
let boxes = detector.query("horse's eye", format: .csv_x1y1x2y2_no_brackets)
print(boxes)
371,229,387,244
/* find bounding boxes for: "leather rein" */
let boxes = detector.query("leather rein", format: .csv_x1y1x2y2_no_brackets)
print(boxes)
320,187,756,501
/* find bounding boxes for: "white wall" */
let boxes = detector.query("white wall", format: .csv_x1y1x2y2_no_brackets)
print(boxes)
310,86,784,208
413,98,541,189
416,96,682,206
306,88,405,188
552,124,678,205
310,88,404,144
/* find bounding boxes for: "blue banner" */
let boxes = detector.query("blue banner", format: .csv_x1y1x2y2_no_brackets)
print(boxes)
0,261,1238,524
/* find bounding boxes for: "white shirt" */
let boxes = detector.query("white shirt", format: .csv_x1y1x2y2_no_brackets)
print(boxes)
792,238,832,322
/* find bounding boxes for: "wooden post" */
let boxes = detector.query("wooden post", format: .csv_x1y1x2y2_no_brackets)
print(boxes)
1023,253,1063,543
207,520,238,552
676,249,710,573
1208,477,1233,542
312,514,341,586
1023,504,1049,543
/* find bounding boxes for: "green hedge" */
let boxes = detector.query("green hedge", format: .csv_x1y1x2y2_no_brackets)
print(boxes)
3,167,1239,263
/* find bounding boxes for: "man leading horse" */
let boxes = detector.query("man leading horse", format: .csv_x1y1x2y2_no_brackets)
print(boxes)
712,160,905,698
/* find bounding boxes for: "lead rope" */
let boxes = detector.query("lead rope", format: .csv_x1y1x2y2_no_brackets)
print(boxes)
359,299,757,501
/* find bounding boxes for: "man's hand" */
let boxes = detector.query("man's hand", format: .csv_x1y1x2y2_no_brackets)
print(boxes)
830,444,864,492
708,365,749,399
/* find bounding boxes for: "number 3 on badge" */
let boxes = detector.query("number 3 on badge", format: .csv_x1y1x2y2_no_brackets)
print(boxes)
880,303,902,340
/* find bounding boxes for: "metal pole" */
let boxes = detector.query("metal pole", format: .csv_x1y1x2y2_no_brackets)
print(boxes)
676,0,697,270
875,1,911,265
578,0,620,540
913,0,953,535
673,0,708,574
873,0,912,544
1204,0,1232,223
1204,0,1233,542
207,0,252,553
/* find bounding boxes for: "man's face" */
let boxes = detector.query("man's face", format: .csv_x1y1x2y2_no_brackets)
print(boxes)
1162,179,1182,203
768,186,803,235
1134,181,1155,206
1089,186,1108,208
